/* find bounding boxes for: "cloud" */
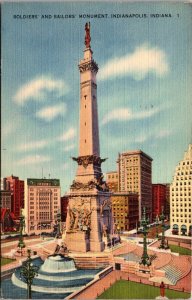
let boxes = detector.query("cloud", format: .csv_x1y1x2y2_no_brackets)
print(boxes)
102,108,131,125
13,76,69,105
36,103,66,121
63,144,75,152
58,127,76,142
16,139,50,152
99,44,169,81
15,155,51,165
156,129,172,138
134,128,173,144
102,106,161,125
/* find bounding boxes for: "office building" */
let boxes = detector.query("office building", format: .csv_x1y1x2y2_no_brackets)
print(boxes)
25,178,61,235
117,150,153,220
111,192,139,232
106,171,119,192
170,144,192,236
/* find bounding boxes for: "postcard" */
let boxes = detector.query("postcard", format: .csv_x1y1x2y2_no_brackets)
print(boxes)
1,1,191,300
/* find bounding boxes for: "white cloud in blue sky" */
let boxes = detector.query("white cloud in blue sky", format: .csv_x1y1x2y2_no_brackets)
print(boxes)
134,128,173,144
13,76,69,105
36,103,67,121
16,139,50,152
15,155,51,165
102,106,162,125
2,2,192,193
58,128,76,142
99,44,169,81
63,144,76,152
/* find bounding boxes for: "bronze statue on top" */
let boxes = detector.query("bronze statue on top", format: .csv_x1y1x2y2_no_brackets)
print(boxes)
85,22,91,48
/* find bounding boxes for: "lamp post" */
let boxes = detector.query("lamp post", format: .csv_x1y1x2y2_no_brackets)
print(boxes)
139,207,151,266
20,249,39,299
17,209,25,255
155,215,159,239
56,209,61,238
159,207,169,249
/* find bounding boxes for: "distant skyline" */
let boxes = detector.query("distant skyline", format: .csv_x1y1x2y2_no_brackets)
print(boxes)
2,2,192,194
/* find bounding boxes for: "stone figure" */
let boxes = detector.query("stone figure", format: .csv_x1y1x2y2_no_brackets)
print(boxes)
82,208,92,227
85,22,91,48
69,208,80,230
69,206,92,231
102,224,108,237
100,199,111,216
160,281,165,297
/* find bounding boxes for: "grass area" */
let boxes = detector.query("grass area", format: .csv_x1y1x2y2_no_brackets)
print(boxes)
169,244,191,256
97,280,191,299
0,257,16,266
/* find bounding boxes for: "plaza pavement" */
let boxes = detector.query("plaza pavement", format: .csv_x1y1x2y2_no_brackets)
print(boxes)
1,237,191,297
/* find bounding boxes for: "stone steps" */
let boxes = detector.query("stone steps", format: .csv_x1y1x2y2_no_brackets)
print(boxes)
74,256,110,269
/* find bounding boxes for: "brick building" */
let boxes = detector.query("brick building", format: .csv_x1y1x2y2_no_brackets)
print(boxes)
60,195,69,222
0,190,12,210
4,175,24,219
152,184,167,221
111,192,139,232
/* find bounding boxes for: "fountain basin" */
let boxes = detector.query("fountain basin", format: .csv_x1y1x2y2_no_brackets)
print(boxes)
2,256,101,298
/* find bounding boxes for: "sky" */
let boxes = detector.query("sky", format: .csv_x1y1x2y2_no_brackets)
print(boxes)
1,2,192,194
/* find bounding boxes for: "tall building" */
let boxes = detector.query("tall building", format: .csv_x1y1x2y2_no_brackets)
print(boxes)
117,150,153,220
65,23,112,252
0,190,12,210
170,144,192,236
25,178,61,235
152,184,166,221
165,183,170,219
4,175,24,219
60,195,69,222
106,171,119,192
111,192,139,232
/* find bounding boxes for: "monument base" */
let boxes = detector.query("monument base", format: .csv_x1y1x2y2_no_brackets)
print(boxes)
90,240,105,252
65,231,90,252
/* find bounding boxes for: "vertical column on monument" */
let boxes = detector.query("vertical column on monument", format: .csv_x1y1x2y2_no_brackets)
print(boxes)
64,23,112,253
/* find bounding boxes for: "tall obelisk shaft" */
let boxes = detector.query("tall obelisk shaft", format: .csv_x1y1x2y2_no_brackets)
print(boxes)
74,22,104,182
79,47,100,157
65,23,112,253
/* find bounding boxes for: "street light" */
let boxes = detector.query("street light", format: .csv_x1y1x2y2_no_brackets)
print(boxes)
17,209,25,255
159,207,169,249
139,207,151,266
56,209,61,238
155,215,159,239
20,249,39,299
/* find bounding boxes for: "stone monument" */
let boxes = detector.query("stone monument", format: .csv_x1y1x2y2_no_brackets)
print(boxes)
64,23,112,252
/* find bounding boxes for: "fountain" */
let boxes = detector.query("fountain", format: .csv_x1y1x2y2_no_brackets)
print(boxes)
40,255,76,273
2,255,101,299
